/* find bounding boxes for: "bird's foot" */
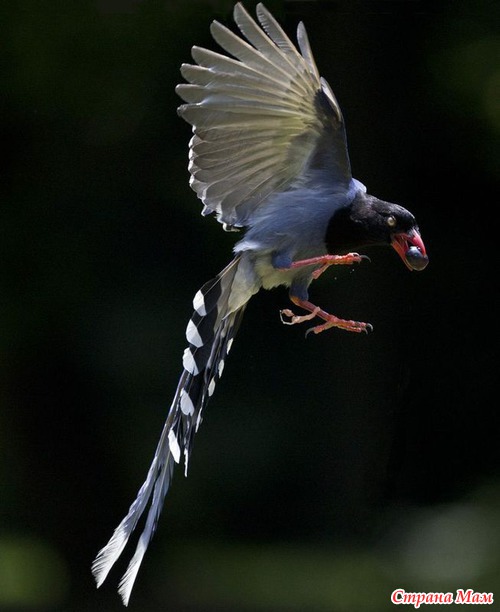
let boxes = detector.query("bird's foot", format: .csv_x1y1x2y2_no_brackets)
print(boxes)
281,296,373,335
305,315,373,336
312,253,370,279
282,252,369,280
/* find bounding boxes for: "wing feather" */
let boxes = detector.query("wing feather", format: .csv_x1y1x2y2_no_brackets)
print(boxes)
296,21,321,82
255,3,304,58
176,1,351,228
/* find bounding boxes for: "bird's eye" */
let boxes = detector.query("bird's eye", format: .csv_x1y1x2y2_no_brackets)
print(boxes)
386,215,397,228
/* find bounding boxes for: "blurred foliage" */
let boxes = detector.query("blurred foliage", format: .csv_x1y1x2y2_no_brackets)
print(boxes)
1,0,499,610
0,536,68,608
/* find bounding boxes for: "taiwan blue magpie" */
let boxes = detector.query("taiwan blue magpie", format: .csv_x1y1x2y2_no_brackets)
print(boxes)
92,3,428,605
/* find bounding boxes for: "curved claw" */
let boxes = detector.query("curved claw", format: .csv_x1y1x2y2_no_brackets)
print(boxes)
304,326,315,339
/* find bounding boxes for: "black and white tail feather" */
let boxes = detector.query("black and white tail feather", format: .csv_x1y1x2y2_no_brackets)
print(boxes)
92,257,248,605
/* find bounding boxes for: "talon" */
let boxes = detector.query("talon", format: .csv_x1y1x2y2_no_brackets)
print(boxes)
283,295,373,336
348,253,370,265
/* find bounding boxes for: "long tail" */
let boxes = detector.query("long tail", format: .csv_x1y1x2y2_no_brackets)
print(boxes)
92,256,249,605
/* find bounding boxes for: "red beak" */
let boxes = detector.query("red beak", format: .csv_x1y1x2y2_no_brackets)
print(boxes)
391,228,429,271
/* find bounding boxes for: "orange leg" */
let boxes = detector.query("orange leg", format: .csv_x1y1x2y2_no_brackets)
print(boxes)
287,253,370,279
280,295,373,335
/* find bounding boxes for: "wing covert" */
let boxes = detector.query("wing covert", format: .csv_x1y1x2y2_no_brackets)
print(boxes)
176,2,351,229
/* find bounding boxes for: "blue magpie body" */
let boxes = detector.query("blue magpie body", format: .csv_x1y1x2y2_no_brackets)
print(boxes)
92,3,428,605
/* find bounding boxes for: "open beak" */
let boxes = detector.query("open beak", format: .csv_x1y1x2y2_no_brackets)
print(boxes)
391,228,429,271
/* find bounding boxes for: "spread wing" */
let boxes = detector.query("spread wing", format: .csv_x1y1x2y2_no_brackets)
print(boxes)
176,2,352,230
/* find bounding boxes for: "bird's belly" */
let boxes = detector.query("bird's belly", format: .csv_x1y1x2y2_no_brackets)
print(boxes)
253,248,325,291
257,258,295,290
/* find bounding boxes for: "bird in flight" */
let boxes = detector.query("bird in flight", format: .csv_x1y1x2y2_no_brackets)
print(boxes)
92,2,428,605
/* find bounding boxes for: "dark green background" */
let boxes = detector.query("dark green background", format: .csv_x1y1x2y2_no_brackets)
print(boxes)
2,0,499,610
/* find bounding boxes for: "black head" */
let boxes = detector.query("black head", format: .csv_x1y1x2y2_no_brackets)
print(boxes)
325,192,428,271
